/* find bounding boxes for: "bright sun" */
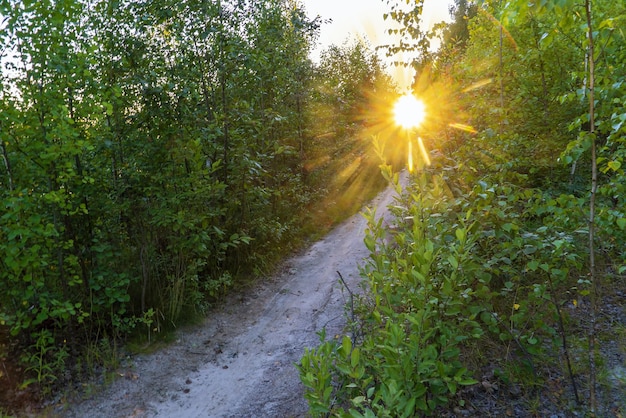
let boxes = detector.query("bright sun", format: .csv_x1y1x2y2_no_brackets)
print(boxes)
393,94,426,129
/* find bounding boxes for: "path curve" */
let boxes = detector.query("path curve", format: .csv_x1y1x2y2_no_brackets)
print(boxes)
62,172,406,418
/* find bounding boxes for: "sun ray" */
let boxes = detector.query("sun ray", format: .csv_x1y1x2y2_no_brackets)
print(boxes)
462,78,493,93
449,123,478,134
417,137,431,167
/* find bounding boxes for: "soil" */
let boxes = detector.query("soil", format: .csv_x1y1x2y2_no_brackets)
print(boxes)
50,173,407,418
0,328,41,416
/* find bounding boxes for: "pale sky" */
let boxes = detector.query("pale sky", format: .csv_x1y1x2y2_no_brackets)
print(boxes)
302,0,453,89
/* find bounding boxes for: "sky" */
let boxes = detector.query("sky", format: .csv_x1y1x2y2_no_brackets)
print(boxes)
301,0,454,89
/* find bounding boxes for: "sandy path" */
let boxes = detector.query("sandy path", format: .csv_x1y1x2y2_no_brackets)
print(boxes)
61,172,405,418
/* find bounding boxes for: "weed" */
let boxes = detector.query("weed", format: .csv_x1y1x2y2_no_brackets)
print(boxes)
20,329,68,396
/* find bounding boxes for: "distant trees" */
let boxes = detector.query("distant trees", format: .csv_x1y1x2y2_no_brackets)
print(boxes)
304,40,397,223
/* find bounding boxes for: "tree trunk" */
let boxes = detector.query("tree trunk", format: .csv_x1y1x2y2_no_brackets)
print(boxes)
1,139,14,192
584,0,598,414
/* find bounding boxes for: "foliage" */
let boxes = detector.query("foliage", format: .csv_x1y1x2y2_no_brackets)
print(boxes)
0,0,400,403
0,0,400,402
303,40,397,228
379,0,433,71
301,0,626,415
300,169,482,417
20,329,69,395
299,163,589,415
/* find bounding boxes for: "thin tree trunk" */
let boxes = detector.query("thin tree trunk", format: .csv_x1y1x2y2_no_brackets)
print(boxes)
218,0,229,185
140,242,149,314
499,5,504,133
529,16,550,119
547,276,580,404
67,83,94,299
499,24,504,111
1,139,14,192
571,53,589,183
584,0,598,414
296,80,306,180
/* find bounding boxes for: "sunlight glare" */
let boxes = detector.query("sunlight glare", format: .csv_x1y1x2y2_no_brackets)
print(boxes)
462,78,493,93
417,137,431,167
393,94,426,129
449,123,478,134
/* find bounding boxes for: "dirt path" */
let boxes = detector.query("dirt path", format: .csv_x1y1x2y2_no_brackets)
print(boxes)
60,173,406,418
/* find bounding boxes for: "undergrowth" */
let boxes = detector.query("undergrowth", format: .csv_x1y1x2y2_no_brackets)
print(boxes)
298,160,622,416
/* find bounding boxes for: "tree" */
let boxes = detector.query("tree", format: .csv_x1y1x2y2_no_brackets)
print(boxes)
443,0,478,49
0,0,322,397
299,0,626,415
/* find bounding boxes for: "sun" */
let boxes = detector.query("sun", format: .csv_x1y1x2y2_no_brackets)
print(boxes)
393,94,426,129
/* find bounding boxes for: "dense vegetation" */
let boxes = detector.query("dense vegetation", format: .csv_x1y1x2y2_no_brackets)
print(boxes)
0,0,397,408
299,0,626,416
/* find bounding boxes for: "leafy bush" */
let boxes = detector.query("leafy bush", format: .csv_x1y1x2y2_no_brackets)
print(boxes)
299,162,593,415
300,170,486,416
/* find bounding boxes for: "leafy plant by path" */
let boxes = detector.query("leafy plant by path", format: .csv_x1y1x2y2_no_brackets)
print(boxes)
296,1,626,415
299,153,621,415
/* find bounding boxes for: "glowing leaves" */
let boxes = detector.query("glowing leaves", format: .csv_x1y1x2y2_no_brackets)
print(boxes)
606,160,622,172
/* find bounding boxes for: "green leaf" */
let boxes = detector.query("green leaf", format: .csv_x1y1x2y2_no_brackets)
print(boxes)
458,378,478,386
341,336,352,358
404,397,417,415
351,347,360,368
103,101,113,115
455,228,466,243
348,409,365,418
604,160,622,173
502,223,517,232
523,245,537,255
